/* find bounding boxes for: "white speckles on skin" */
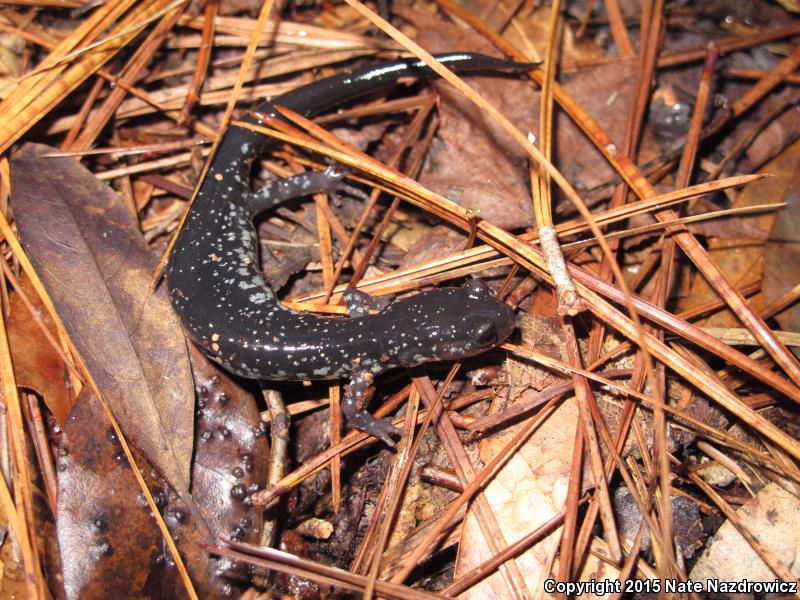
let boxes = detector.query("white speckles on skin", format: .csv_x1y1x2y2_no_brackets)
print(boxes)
165,57,517,442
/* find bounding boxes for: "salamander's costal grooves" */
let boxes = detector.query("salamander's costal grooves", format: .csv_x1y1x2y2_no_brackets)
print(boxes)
166,53,522,443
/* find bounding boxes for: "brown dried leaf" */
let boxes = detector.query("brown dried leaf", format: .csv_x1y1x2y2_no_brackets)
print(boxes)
743,89,800,169
55,348,270,599
763,142,800,334
684,139,800,324
398,224,465,271
455,315,576,598
7,271,73,424
394,11,635,229
187,344,270,544
690,483,800,585
10,143,194,494
56,389,167,600
458,3,605,65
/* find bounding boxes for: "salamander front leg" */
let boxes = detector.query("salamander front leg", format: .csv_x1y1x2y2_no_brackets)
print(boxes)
343,371,401,447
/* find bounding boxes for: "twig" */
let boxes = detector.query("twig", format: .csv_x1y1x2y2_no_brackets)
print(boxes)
177,0,217,125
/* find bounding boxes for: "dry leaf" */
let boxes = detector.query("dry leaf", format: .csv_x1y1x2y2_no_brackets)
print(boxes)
10,143,195,495
393,11,637,229
455,315,576,598
682,137,800,323
690,483,800,585
7,271,73,424
55,348,269,599
763,141,800,335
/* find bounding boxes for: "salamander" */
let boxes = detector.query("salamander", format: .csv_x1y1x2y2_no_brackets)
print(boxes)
166,53,521,446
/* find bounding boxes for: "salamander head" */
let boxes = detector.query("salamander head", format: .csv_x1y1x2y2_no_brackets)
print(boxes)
382,279,515,367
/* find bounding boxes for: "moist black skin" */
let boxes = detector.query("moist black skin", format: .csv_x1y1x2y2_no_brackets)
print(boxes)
166,53,522,445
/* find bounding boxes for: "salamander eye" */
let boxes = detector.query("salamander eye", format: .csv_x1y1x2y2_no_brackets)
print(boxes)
472,321,497,347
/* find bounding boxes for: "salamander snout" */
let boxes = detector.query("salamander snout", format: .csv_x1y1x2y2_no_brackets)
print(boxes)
469,305,515,349
424,279,515,361
463,280,515,350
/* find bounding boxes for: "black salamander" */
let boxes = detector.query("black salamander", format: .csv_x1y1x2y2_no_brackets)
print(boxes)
166,53,521,445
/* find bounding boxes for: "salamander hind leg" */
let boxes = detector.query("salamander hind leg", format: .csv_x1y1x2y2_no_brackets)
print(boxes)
242,166,352,216
343,371,400,447
342,288,380,317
